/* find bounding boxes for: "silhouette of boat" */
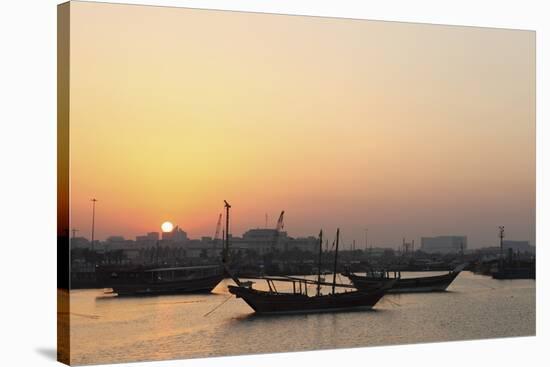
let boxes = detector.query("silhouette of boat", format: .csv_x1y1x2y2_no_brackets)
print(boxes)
226,228,395,314
228,276,392,314
344,263,466,293
101,264,224,296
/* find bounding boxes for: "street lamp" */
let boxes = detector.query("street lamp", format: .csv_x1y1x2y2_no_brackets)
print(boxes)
90,198,97,252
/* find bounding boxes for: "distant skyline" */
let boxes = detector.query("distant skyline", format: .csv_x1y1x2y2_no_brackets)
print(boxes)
69,3,535,248
73,226,530,251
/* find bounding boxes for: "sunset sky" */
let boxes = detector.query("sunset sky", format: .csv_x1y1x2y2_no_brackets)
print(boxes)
68,2,535,248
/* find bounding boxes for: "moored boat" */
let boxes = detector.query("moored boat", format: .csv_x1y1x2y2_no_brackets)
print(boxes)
227,276,392,314
226,227,395,314
344,263,466,293
101,264,224,296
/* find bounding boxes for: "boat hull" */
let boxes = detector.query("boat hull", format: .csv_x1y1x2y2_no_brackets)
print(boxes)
110,274,224,296
346,271,460,294
228,286,387,314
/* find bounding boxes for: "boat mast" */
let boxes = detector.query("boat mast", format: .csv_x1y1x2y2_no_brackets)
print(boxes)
316,229,323,296
221,200,244,287
223,200,231,264
332,228,340,295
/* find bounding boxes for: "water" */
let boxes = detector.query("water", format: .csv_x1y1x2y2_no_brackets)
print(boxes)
69,271,535,365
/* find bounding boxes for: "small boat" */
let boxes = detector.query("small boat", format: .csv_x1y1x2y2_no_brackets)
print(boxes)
101,264,224,296
344,263,467,293
227,228,395,314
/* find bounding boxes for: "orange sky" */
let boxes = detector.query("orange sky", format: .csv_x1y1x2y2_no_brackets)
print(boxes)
68,2,535,248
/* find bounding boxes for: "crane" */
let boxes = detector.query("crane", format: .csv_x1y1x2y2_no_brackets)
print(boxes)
271,210,285,252
212,213,222,255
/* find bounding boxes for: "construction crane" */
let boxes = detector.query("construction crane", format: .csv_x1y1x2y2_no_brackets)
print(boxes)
271,210,285,252
276,211,285,231
212,213,222,255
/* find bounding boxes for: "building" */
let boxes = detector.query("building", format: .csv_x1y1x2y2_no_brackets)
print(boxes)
226,228,318,255
136,232,159,242
420,235,467,254
104,236,135,250
366,247,395,258
284,236,318,253
135,232,160,248
161,226,188,242
230,229,285,254
106,236,125,243
502,240,534,254
72,227,321,263
70,236,90,249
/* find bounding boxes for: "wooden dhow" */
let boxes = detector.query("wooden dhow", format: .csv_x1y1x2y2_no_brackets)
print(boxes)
227,227,395,314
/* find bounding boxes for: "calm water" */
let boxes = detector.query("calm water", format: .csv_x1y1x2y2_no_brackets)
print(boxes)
69,271,535,365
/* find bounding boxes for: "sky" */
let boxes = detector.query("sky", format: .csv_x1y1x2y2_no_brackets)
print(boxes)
68,1,535,248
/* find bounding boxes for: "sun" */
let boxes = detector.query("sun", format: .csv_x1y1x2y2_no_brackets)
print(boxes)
161,221,174,232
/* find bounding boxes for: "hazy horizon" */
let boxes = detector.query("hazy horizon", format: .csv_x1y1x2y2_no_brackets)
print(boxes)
68,2,535,248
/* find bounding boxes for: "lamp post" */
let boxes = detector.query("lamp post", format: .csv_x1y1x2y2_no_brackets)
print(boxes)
90,198,97,252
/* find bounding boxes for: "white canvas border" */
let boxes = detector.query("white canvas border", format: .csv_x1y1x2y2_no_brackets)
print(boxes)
0,1,546,366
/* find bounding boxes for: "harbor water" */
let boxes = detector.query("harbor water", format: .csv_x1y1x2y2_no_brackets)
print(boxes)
69,271,535,365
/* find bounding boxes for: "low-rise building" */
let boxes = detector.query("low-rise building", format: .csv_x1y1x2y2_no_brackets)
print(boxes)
420,235,467,254
162,226,188,242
